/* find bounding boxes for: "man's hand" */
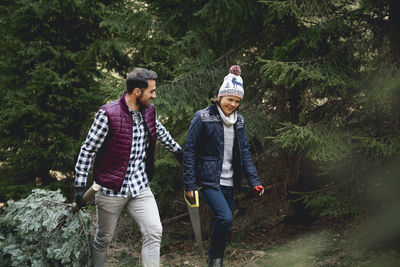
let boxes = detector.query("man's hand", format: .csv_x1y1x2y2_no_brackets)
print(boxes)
253,185,264,197
75,187,87,208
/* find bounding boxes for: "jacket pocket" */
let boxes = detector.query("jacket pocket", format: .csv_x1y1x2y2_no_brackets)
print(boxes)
199,156,219,181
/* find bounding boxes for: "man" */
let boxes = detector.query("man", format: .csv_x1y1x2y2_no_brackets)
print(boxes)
74,67,182,267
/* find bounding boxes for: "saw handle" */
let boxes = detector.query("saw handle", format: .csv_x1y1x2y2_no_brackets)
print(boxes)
184,190,199,208
72,183,100,213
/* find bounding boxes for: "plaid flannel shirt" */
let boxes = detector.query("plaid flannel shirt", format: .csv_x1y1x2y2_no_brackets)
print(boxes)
74,109,181,198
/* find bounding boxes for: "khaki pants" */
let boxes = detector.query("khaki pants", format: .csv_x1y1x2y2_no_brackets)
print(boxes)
92,187,162,267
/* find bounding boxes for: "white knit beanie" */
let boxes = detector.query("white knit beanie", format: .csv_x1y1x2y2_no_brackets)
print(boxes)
218,65,244,99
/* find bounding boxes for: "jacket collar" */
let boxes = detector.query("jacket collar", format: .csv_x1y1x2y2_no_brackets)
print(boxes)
209,104,219,116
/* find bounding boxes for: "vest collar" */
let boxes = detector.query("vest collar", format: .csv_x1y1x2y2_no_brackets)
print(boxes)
119,92,131,115
119,92,155,118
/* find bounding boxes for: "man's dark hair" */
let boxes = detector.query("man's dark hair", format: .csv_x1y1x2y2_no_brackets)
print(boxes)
126,67,158,93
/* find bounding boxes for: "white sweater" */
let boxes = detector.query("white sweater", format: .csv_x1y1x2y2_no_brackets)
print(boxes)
217,105,237,187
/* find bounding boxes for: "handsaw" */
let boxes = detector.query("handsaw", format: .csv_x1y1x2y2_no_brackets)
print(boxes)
184,190,205,257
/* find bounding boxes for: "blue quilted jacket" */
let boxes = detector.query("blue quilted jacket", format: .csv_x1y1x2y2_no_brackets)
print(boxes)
183,104,261,191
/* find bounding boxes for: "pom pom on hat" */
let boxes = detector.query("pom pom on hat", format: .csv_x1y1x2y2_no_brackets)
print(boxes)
218,65,244,99
229,65,241,76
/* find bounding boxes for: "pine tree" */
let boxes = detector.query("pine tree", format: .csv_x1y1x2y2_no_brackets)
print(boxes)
0,0,130,199
256,0,400,217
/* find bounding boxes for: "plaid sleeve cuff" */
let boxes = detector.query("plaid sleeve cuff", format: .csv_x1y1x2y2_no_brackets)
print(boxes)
155,119,181,152
74,177,87,187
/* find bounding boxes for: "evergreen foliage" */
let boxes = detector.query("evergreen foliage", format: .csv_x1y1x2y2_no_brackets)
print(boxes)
259,0,400,159
271,122,351,162
0,0,130,197
0,0,399,222
257,0,400,217
0,189,93,266
290,188,362,218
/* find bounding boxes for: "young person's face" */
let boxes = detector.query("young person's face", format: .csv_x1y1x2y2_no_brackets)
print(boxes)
219,95,241,116
137,79,156,108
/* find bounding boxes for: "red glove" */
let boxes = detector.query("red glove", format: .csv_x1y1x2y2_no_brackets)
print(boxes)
253,185,264,196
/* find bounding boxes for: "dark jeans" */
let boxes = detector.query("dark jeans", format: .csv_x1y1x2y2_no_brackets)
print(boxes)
200,185,234,260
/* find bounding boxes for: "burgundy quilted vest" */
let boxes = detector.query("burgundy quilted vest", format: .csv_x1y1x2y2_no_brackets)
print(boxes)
93,93,157,192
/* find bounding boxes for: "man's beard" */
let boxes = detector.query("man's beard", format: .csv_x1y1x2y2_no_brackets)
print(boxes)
137,94,150,108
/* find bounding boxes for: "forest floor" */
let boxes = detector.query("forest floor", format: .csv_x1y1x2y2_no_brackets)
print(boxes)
95,189,400,267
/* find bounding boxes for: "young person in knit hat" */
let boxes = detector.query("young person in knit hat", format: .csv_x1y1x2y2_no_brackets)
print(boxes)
183,65,264,267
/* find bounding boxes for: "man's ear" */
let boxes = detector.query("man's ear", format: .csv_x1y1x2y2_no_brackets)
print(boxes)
133,88,142,96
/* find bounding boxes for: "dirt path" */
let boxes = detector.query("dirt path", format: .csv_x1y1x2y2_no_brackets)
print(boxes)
101,191,400,266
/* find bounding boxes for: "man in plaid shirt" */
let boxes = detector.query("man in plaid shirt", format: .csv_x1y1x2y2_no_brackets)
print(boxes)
74,67,182,267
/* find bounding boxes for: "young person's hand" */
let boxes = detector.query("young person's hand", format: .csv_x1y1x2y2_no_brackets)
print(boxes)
185,190,195,199
253,185,264,197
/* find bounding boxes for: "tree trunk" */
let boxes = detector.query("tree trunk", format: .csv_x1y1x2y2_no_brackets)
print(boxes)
389,0,400,129
389,0,400,63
